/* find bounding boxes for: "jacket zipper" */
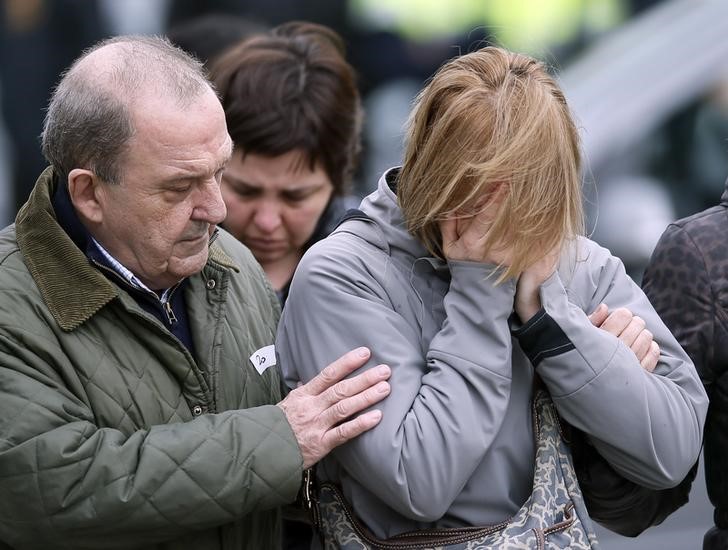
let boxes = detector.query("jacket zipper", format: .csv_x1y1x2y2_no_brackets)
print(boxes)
90,259,215,412
163,299,178,325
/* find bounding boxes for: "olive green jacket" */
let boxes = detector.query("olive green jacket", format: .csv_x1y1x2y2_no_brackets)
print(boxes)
0,169,303,549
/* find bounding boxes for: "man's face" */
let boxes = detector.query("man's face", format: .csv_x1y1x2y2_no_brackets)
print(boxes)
93,87,232,290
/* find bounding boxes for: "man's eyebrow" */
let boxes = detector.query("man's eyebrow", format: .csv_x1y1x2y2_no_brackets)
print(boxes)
218,139,234,169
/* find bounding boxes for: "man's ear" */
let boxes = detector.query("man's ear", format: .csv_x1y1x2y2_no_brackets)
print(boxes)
68,168,104,223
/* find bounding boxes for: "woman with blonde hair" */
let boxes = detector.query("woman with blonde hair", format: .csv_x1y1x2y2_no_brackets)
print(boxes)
276,46,707,544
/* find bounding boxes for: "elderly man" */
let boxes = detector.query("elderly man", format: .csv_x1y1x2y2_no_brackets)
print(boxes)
0,35,390,549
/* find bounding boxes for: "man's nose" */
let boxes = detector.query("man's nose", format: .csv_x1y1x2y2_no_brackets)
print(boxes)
194,179,227,225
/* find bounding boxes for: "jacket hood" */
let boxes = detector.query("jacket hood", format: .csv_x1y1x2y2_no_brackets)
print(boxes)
357,168,429,260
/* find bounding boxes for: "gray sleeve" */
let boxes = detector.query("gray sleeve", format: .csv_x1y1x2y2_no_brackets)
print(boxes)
276,241,515,521
533,239,708,489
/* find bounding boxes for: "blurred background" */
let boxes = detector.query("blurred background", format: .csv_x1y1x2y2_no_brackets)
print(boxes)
0,1,724,547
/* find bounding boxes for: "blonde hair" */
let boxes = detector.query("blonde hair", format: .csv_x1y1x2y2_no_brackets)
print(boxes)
398,46,584,280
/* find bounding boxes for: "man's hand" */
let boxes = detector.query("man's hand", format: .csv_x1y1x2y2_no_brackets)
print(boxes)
588,304,660,372
277,347,391,468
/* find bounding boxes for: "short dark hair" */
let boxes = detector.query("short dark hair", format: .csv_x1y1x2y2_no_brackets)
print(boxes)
210,21,362,195
42,35,209,185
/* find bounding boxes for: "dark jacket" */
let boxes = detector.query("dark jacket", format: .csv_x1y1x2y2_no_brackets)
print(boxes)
643,177,728,549
0,168,303,549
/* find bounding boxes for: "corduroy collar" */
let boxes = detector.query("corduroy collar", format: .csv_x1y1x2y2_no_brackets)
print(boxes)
15,167,239,331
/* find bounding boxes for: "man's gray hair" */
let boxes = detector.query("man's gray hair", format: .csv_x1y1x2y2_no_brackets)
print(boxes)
41,35,210,185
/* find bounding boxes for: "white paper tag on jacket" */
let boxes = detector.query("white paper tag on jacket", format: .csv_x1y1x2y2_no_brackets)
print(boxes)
250,345,276,374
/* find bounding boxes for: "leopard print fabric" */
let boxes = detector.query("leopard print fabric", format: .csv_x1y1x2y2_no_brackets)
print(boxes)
642,191,728,529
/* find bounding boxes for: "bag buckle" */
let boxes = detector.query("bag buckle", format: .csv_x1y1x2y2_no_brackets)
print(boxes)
302,467,320,529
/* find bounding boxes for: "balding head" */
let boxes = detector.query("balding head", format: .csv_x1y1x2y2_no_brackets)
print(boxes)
42,35,213,185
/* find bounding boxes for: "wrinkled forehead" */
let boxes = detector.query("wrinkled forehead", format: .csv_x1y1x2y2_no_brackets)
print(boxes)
130,85,225,138
119,88,231,177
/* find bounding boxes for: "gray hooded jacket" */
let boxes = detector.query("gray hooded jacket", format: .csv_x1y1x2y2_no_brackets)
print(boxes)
276,169,708,539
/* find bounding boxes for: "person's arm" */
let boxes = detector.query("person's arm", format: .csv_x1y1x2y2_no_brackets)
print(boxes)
514,238,707,489
564,303,696,536
0,333,389,548
642,223,715,395
643,222,728,532
277,237,516,522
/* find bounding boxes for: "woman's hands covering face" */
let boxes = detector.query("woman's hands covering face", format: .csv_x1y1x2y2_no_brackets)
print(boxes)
440,209,560,324
439,207,515,266
439,184,513,265
438,185,561,324
514,249,560,323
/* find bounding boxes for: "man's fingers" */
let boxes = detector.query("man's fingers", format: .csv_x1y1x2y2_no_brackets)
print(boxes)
588,303,608,327
640,341,660,372
302,347,371,395
322,380,391,426
321,409,384,454
618,316,646,348
600,307,633,336
320,364,391,408
283,354,391,468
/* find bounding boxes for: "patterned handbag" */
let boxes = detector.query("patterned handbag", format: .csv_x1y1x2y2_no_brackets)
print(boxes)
305,387,600,549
